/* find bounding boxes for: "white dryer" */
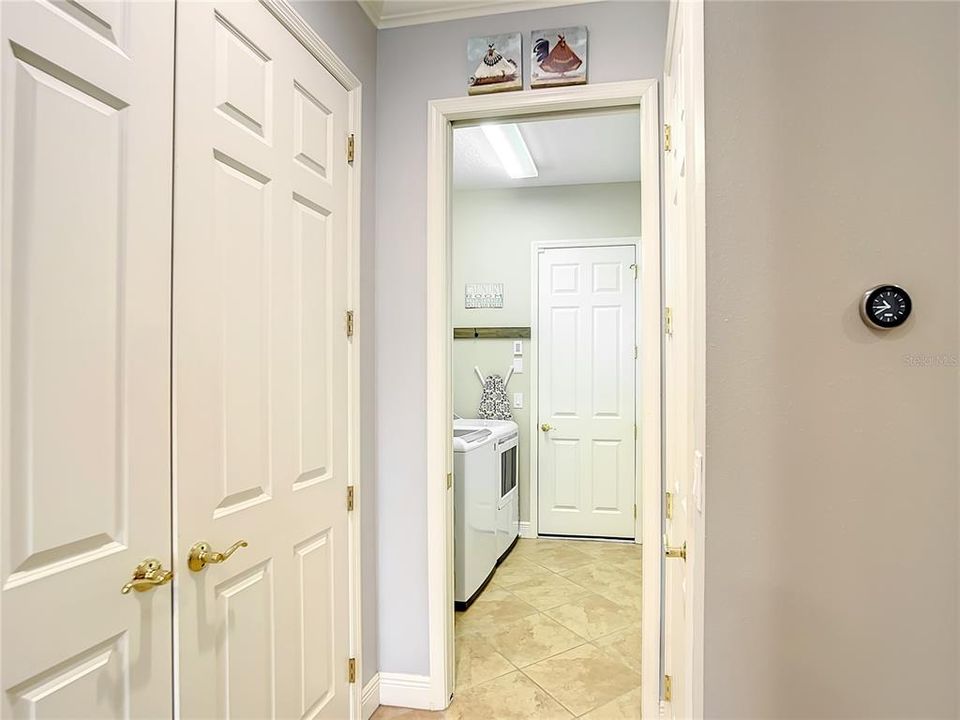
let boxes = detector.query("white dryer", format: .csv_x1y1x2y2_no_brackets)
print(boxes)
453,419,520,607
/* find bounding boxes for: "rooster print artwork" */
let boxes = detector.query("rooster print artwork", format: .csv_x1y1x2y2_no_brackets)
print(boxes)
530,26,588,88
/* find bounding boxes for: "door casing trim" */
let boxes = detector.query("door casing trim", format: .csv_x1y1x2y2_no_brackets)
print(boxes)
425,80,662,716
662,0,707,716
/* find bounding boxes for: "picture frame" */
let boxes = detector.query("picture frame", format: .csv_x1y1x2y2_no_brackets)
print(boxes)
467,32,522,95
530,26,587,88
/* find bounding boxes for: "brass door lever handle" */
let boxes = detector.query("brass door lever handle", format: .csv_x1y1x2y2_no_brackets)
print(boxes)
121,558,173,594
188,540,248,572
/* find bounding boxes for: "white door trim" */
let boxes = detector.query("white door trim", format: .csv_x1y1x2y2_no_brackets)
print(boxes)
426,80,662,713
361,673,381,720
172,2,365,717
663,0,706,717
528,237,645,542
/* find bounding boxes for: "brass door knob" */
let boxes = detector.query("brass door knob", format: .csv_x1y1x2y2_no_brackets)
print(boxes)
540,423,553,432
665,541,687,561
188,540,248,572
121,558,173,594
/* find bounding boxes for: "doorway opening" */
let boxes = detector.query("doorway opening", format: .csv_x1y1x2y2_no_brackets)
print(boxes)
421,81,662,718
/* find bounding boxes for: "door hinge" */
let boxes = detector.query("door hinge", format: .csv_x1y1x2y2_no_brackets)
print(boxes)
347,133,356,164
348,658,357,683
664,674,673,702
345,310,355,338
664,124,672,152
664,307,674,336
634,424,638,440
633,503,637,519
634,345,639,360
665,491,674,521
347,485,355,512
446,472,453,489
629,262,638,280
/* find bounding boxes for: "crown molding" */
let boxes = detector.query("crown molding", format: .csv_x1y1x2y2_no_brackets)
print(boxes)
356,0,384,26
358,0,601,30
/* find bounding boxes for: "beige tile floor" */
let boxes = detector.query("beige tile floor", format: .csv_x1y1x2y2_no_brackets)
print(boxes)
372,538,642,720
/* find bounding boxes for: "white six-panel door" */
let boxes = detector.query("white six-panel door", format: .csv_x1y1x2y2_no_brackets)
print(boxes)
173,2,352,718
537,245,637,539
0,1,175,717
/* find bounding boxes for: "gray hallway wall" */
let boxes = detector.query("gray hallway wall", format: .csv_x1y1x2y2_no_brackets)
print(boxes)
375,0,669,676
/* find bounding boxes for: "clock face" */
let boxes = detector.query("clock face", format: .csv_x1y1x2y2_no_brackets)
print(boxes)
862,285,911,329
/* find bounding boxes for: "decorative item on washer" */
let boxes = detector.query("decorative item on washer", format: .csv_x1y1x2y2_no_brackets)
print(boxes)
478,375,512,420
474,364,516,420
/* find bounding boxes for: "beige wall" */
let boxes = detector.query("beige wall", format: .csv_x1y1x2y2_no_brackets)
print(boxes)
452,183,641,523
703,2,959,717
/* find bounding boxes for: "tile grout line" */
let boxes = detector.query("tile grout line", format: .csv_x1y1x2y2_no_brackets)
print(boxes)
517,661,584,718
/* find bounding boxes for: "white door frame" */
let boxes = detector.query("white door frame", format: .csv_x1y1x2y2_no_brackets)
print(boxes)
528,237,647,543
425,80,662,714
170,2,366,717
662,0,706,717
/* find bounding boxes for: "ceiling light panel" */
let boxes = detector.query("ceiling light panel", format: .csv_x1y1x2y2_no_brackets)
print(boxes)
481,123,538,179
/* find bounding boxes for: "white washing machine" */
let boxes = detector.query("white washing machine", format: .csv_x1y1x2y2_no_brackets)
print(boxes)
453,419,519,606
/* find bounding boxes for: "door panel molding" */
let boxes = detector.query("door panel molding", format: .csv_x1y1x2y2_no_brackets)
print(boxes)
173,2,363,718
0,1,175,716
1,2,363,717
533,242,639,539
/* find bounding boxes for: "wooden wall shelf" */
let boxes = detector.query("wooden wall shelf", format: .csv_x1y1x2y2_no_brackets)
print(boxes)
453,326,531,339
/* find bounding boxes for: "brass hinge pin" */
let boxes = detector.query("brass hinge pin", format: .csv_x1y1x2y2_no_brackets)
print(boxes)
347,133,356,164
348,658,357,683
347,486,355,512
346,310,355,338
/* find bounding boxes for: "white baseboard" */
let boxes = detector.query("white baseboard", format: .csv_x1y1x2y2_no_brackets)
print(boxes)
361,674,380,720
519,521,536,539
378,672,432,710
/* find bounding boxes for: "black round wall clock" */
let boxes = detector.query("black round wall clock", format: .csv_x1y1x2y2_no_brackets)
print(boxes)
860,284,912,329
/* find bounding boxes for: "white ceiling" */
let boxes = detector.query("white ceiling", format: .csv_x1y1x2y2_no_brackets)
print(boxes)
453,109,641,190
357,0,597,29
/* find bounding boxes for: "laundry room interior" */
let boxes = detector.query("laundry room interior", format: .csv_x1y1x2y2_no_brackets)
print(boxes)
449,108,646,698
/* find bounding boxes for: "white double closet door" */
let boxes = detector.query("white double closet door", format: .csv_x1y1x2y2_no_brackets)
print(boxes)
0,1,353,718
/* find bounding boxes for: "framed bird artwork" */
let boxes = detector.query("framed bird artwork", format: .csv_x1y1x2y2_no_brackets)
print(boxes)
467,32,523,95
530,26,587,88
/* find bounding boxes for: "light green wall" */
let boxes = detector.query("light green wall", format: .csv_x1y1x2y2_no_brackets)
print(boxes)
451,183,641,522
